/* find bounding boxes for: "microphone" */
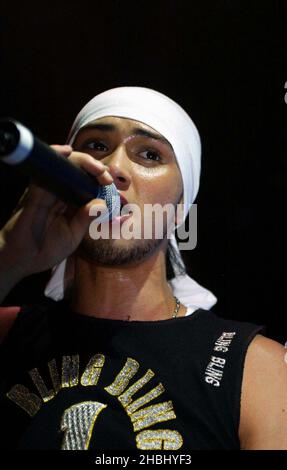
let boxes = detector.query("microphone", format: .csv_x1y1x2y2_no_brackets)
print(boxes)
0,118,120,222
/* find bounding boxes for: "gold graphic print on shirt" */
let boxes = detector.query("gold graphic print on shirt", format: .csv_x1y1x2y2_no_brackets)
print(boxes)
6,354,183,450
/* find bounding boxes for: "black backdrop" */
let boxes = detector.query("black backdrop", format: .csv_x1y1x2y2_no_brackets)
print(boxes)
0,1,286,342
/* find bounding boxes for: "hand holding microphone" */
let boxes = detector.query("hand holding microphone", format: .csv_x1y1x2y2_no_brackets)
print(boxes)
0,119,120,221
0,119,120,281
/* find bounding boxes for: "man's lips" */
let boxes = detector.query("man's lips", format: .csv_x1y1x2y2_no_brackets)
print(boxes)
119,194,134,214
110,213,132,225
119,194,129,209
109,193,133,224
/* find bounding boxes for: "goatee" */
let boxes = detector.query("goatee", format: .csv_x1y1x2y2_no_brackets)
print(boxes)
77,236,166,266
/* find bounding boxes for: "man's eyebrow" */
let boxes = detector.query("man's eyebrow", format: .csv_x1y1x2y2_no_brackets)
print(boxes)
131,128,172,148
81,123,173,149
82,123,116,132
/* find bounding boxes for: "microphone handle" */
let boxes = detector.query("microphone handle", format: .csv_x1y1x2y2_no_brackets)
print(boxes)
0,119,120,220
14,136,108,206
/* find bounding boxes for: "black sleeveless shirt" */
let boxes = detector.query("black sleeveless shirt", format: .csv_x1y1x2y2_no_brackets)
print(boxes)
0,300,264,450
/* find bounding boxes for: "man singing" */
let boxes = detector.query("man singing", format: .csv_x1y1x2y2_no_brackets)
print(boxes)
0,87,286,450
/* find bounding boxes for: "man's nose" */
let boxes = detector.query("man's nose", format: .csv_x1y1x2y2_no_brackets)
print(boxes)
103,146,131,190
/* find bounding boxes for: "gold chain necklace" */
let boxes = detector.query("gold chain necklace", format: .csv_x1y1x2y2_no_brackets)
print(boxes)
126,296,181,321
172,296,181,318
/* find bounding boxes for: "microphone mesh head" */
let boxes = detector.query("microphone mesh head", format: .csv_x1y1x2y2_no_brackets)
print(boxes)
96,183,120,223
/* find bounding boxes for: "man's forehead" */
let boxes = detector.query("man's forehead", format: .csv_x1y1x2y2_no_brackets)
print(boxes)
80,116,174,150
83,116,158,134
87,115,150,128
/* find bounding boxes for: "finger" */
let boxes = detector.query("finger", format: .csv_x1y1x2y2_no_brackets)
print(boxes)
50,144,73,156
68,152,114,185
67,198,108,246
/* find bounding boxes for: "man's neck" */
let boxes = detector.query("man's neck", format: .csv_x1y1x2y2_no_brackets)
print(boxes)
69,250,185,321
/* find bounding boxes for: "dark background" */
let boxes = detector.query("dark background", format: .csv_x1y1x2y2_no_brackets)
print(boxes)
0,1,286,342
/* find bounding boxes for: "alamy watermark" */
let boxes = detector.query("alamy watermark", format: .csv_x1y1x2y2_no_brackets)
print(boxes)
88,202,198,250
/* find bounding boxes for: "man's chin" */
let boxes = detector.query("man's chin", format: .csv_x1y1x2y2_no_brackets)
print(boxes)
77,236,165,266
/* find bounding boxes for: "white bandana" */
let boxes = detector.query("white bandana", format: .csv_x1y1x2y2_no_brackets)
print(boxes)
44,86,217,311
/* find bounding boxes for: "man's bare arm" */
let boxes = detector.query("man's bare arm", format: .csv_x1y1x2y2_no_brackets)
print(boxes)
239,334,287,449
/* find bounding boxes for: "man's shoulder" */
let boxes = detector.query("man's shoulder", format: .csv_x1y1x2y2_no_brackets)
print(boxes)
243,334,286,388
197,308,265,338
240,334,287,449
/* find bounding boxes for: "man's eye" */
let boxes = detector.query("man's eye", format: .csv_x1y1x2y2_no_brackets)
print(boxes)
84,141,108,151
140,150,162,162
